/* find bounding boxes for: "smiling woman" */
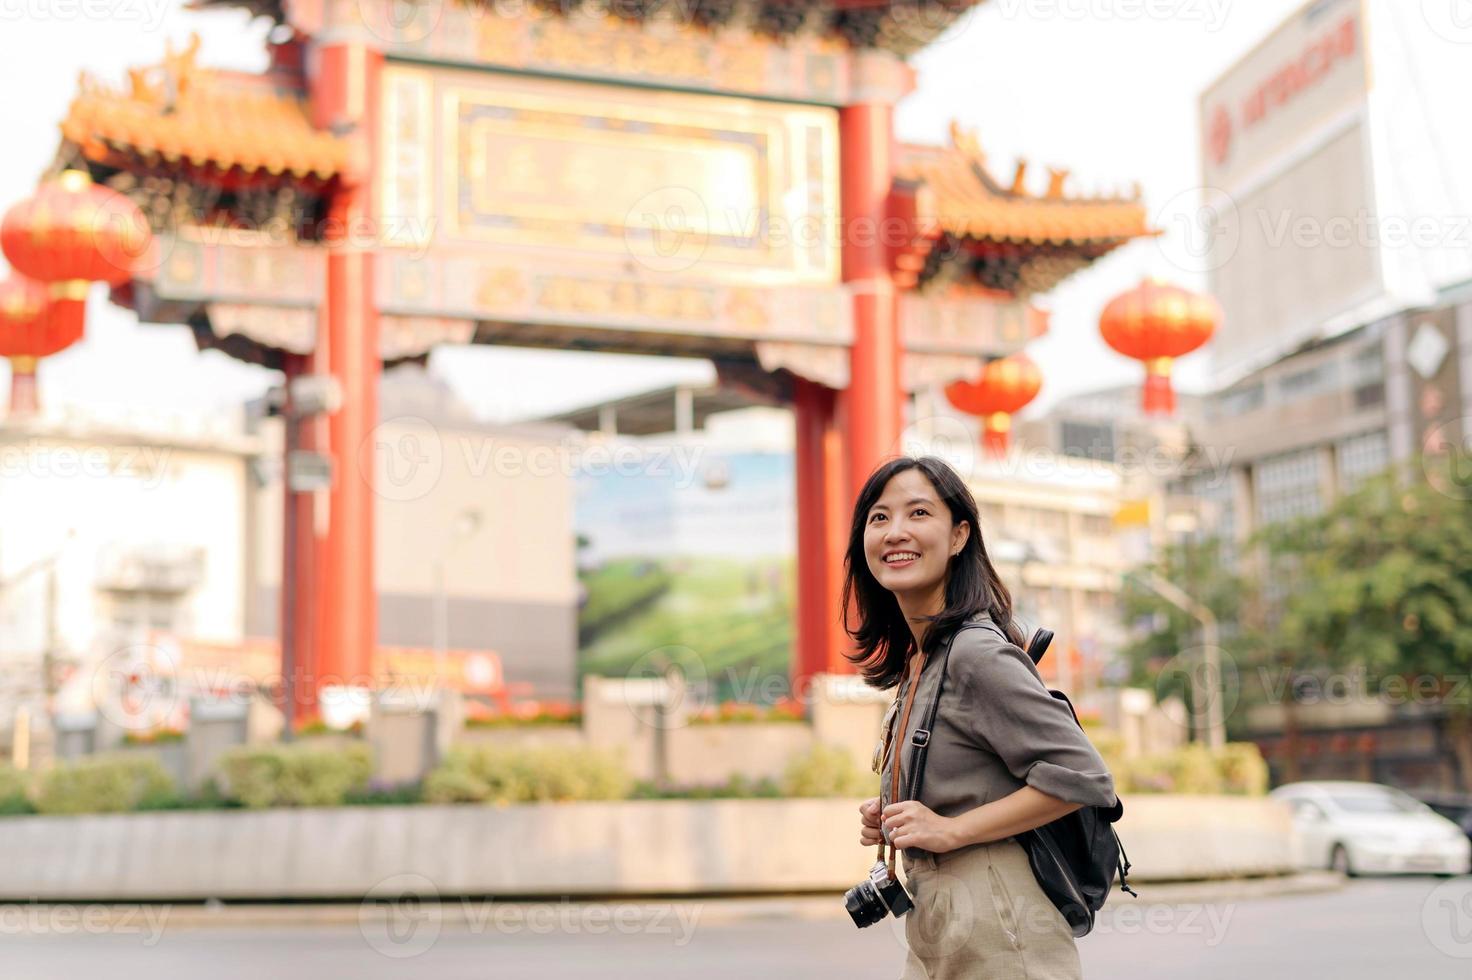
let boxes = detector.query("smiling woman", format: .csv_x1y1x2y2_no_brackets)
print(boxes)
843,456,1027,685
842,455,1116,980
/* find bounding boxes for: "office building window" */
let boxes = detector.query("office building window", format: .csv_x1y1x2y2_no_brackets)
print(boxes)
1182,469,1237,565
1215,382,1265,418
1060,420,1116,462
1348,341,1385,386
1254,448,1325,526
1277,361,1339,401
1337,430,1389,491
109,591,184,635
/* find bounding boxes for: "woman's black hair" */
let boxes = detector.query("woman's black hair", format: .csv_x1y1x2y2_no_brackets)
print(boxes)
840,455,1026,689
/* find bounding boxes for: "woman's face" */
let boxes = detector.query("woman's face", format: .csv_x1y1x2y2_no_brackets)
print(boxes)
863,468,969,600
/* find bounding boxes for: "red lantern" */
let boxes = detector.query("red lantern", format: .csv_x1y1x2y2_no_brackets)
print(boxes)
2,169,152,287
0,275,86,417
1099,278,1219,415
944,353,1042,456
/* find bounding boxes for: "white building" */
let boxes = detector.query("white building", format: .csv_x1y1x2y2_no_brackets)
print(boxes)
0,364,586,760
1200,0,1472,386
0,414,259,752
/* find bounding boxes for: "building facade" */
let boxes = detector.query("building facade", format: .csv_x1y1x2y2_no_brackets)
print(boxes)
1200,0,1472,388
0,367,585,760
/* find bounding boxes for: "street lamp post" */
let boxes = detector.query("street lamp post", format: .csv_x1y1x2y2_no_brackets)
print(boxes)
1134,569,1225,750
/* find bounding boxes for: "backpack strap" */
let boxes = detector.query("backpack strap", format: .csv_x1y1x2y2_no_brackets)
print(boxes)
975,618,1139,900
1113,827,1138,897
903,623,987,805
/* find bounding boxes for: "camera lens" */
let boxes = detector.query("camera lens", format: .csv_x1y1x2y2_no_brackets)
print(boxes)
844,880,887,928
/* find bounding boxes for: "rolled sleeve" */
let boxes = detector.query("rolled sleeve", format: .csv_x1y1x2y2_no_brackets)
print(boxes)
954,632,1117,809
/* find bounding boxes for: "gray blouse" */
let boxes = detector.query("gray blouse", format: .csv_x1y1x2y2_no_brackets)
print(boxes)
877,612,1117,860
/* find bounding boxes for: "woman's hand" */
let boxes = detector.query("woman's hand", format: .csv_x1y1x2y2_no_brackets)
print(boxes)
859,796,883,847
881,800,961,853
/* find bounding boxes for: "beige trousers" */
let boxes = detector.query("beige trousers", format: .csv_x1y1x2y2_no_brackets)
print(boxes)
897,837,1082,980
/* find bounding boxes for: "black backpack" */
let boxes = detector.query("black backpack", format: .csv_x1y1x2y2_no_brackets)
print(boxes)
911,621,1138,938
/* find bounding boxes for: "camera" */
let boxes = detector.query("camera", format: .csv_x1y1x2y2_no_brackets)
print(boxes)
844,859,914,928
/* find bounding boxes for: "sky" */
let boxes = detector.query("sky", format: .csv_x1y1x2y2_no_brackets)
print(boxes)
0,0,1313,429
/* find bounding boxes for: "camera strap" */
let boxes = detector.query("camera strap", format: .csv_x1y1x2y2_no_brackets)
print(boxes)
882,649,925,876
880,622,983,878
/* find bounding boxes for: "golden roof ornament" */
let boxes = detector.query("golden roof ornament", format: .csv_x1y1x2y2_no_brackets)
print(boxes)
125,33,202,110
948,120,985,165
1046,167,1070,199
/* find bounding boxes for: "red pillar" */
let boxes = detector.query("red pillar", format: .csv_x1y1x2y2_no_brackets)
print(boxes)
793,377,856,702
280,351,322,726
793,377,827,696
792,379,823,698
310,41,381,705
840,103,904,501
824,389,852,673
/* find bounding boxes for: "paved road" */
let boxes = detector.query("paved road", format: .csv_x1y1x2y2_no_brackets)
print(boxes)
5,876,1472,979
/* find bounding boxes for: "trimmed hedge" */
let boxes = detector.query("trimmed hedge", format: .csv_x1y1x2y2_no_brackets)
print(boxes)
33,755,177,815
0,730,1273,818
781,743,871,798
1091,733,1270,796
631,774,783,800
423,744,631,804
0,765,33,814
217,742,373,808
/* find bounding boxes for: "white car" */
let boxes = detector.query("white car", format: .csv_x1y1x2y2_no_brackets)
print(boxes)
1270,781,1472,877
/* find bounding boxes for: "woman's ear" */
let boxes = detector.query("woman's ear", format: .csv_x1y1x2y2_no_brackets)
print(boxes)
951,520,970,557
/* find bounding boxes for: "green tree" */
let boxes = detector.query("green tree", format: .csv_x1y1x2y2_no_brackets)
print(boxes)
1119,535,1276,740
1260,456,1472,790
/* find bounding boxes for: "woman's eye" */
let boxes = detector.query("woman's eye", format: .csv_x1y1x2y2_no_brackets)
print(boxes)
912,508,928,517
869,513,885,523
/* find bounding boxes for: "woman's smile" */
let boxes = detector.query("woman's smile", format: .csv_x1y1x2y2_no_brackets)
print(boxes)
883,551,920,568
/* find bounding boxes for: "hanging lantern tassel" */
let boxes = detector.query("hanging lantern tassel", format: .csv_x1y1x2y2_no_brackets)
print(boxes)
8,356,39,416
1143,356,1175,415
0,274,87,419
983,411,1012,456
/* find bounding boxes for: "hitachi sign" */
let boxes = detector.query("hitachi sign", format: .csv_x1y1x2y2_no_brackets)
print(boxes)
1240,15,1358,128
1207,12,1360,167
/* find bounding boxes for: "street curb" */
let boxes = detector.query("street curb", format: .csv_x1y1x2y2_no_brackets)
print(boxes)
59,873,1347,931
1099,870,1346,906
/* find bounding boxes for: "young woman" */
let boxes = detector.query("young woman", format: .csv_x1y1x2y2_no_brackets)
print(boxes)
848,455,1117,980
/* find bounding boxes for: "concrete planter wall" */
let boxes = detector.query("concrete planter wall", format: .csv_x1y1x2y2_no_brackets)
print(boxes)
1115,794,1297,881
456,726,586,751
666,722,812,784
0,795,1295,901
